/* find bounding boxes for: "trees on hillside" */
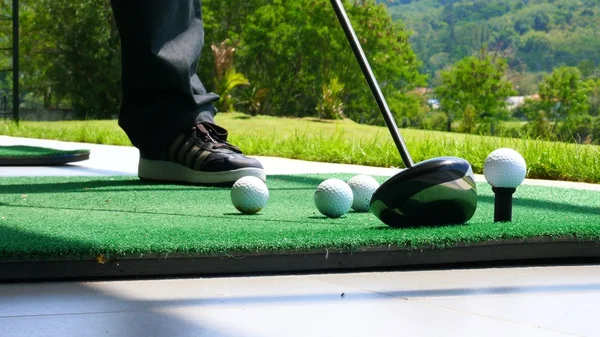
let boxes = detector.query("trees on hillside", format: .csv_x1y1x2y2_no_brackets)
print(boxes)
435,48,517,134
538,67,590,125
389,0,600,82
520,66,593,142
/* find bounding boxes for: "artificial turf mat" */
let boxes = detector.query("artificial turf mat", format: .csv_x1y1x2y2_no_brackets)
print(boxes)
0,174,599,263
0,145,90,166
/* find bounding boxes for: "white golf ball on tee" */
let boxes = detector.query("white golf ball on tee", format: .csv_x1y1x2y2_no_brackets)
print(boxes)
314,178,353,218
483,148,527,188
231,176,269,214
347,175,380,212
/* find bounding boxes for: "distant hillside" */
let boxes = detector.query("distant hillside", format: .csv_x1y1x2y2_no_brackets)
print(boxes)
380,0,600,91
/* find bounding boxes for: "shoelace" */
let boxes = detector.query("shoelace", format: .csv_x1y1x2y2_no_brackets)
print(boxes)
195,123,242,153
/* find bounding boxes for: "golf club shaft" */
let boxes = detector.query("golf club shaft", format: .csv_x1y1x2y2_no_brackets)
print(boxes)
330,0,414,168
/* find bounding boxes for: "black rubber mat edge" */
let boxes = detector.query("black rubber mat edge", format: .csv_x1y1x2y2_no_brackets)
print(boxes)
1,237,599,282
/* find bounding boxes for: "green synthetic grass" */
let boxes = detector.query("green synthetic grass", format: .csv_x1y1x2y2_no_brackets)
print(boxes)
1,113,599,183
0,145,88,159
0,174,599,262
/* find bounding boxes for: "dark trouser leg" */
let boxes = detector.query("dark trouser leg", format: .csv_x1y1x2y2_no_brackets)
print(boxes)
110,0,219,154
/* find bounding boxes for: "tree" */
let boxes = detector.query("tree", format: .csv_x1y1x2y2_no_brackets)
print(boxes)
513,18,531,35
520,33,554,72
199,0,270,89
532,11,551,32
457,104,476,133
577,60,596,79
20,0,121,118
316,77,345,120
587,78,600,117
527,109,553,139
210,40,250,112
441,3,456,54
537,66,590,132
593,117,600,144
230,0,426,122
435,47,517,135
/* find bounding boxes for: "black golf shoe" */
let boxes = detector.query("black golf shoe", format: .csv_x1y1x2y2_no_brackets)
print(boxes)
138,122,265,185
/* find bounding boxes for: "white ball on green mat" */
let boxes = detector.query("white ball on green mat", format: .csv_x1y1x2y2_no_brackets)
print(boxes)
314,178,353,218
484,148,527,188
231,176,269,214
347,175,380,212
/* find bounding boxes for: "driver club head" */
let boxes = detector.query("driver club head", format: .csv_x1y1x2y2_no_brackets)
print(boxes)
330,0,478,227
370,157,478,228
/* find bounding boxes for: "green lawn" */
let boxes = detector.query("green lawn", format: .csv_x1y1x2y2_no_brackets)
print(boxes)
503,120,528,128
1,113,599,183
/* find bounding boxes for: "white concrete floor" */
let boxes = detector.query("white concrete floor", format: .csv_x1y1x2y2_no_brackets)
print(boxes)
2,266,599,337
1,136,600,337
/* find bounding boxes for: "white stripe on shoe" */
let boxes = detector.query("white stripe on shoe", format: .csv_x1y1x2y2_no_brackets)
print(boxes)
138,158,266,184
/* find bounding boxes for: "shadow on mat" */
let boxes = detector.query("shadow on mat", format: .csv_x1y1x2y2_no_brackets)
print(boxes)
0,174,349,195
269,174,388,191
367,223,468,231
1,174,385,196
222,212,262,217
478,195,600,216
271,174,333,186
0,225,102,261
0,178,229,195
0,202,329,225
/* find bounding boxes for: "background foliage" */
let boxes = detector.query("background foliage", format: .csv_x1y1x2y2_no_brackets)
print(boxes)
3,0,426,123
381,0,600,87
1,0,600,144
19,0,120,118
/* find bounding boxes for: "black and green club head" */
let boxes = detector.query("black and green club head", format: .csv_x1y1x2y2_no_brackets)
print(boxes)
370,157,478,228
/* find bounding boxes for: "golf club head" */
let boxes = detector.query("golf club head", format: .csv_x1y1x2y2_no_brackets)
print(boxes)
370,157,477,228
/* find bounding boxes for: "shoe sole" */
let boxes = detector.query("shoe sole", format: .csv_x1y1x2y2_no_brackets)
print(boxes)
138,158,266,185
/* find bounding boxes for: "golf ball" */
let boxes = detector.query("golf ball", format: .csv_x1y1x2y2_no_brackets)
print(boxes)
483,148,527,188
314,178,353,218
231,176,269,214
347,175,380,212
